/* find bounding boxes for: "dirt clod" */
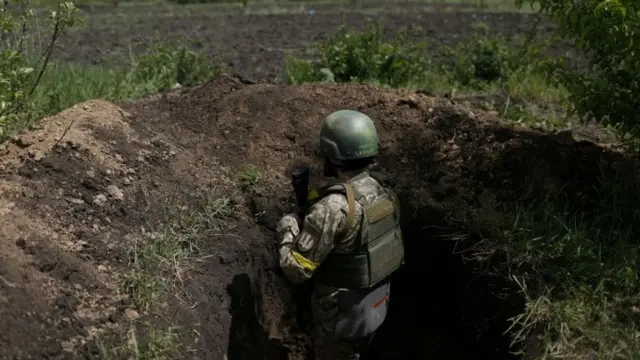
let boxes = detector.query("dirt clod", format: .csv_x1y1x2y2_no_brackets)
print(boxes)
106,185,124,200
124,308,139,320
93,194,107,206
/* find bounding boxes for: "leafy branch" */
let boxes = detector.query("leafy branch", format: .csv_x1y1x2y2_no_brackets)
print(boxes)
0,0,81,139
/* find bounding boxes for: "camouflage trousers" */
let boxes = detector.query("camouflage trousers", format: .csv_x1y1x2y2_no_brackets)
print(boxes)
310,284,358,360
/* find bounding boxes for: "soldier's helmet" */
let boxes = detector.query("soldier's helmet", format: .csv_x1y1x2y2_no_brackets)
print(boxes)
319,110,379,161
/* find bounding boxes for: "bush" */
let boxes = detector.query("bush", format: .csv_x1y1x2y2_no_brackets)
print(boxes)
284,56,327,84
520,0,640,136
445,37,524,88
285,24,548,97
314,24,430,87
286,24,432,88
130,40,218,92
0,0,81,138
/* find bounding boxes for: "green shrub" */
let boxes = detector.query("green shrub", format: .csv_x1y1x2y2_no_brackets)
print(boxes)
445,37,524,88
0,0,81,138
284,56,326,85
520,0,640,136
130,41,219,92
284,24,549,94
285,24,433,88
314,24,429,87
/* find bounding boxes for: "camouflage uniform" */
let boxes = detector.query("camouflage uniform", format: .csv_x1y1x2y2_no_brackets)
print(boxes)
277,173,387,360
277,109,404,360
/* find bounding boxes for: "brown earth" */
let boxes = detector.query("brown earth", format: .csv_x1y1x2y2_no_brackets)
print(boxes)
53,1,561,81
0,75,633,360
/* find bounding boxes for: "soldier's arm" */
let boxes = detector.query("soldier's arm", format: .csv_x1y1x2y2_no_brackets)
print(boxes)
276,194,348,285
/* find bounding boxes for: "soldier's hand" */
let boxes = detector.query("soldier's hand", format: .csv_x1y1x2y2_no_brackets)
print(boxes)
277,213,300,232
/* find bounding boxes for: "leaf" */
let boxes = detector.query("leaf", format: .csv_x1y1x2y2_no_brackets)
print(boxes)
318,68,335,83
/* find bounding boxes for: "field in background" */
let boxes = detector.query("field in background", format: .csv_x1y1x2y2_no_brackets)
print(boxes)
50,0,544,75
18,0,574,132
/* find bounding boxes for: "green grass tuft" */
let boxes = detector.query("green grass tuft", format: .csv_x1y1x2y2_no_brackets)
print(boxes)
121,189,236,311
239,164,261,191
101,189,239,359
471,169,640,359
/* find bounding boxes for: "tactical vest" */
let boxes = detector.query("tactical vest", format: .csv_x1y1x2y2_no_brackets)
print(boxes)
311,172,405,289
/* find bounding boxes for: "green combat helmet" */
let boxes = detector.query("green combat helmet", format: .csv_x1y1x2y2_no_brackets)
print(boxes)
319,110,379,160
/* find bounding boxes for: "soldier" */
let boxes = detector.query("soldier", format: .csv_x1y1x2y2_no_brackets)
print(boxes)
276,110,405,360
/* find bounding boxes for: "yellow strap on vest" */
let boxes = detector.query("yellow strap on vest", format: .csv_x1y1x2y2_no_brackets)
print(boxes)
308,188,320,202
343,183,357,236
291,250,319,271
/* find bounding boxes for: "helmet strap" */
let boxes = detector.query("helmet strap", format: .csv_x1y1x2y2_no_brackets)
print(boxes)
323,157,338,178
324,156,376,180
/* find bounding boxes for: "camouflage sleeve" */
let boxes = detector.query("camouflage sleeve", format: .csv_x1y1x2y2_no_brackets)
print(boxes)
276,194,348,285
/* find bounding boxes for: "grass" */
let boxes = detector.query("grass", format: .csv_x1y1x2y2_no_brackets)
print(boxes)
123,189,238,310
1,40,220,140
469,169,640,359
97,188,242,359
98,323,182,360
239,164,261,191
98,165,261,359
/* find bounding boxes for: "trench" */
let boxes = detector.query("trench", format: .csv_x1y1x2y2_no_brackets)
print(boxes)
363,200,521,360
223,187,523,360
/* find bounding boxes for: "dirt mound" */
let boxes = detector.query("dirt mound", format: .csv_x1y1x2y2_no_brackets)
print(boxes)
0,75,633,360
0,101,139,358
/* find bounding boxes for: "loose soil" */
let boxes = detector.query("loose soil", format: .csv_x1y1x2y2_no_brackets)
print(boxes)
0,75,633,359
54,2,560,81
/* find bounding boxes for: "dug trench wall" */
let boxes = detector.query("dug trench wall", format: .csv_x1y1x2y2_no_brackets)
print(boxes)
0,75,633,359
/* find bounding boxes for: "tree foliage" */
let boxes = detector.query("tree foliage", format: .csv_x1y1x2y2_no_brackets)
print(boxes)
0,1,81,138
520,0,640,135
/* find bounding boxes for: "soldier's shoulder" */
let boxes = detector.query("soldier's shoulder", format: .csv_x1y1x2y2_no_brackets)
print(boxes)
369,167,395,188
315,192,349,212
369,170,388,183
353,174,387,195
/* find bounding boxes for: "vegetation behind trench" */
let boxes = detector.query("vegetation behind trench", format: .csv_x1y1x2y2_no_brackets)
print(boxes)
285,22,570,129
0,1,220,142
0,0,639,359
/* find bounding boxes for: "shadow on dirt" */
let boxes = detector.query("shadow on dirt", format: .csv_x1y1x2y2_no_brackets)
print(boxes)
247,192,519,360
363,205,519,360
221,116,634,360
359,108,633,360
227,273,289,360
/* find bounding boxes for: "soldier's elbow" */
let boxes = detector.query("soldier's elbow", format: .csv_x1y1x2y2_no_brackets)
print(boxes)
289,274,309,285
279,263,311,284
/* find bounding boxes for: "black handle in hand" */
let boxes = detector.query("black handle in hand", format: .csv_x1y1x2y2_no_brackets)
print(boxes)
291,164,311,209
